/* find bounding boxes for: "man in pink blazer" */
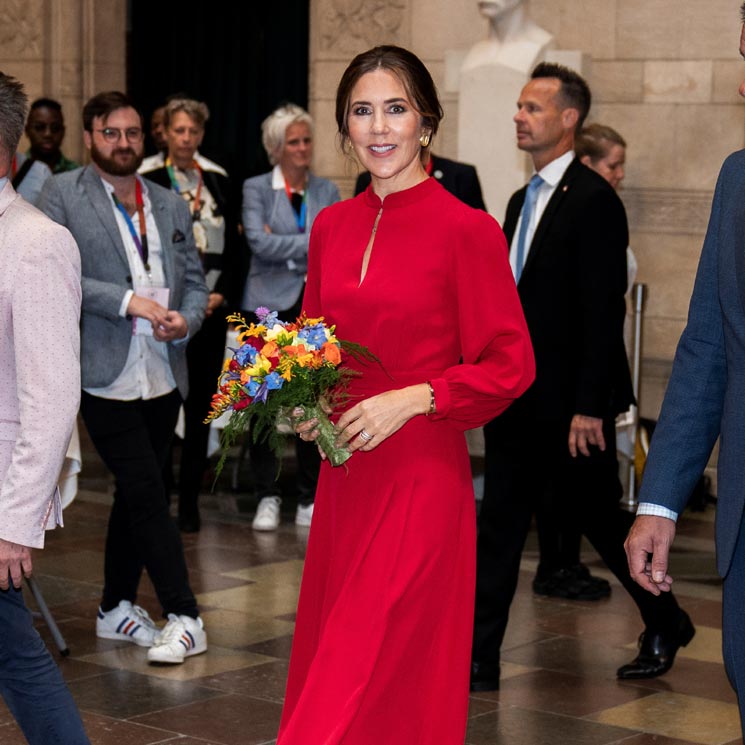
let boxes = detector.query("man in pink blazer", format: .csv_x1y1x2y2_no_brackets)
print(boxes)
0,72,89,743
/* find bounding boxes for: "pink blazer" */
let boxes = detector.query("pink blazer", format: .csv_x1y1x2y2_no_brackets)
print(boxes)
0,180,81,548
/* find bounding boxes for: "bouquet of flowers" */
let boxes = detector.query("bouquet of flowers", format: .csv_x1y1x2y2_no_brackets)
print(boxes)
206,307,375,471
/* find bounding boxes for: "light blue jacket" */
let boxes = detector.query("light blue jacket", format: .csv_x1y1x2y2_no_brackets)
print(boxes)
241,168,339,312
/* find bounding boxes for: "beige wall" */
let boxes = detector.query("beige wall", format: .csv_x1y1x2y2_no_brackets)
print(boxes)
0,0,127,164
309,0,745,422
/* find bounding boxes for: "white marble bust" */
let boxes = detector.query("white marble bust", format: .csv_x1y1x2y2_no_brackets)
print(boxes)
463,0,553,74
457,0,554,220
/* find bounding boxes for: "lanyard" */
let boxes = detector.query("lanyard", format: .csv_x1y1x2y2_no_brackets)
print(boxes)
111,179,149,271
165,157,203,220
284,180,308,233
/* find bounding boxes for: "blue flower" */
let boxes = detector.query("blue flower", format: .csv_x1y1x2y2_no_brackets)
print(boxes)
298,324,327,349
246,379,261,396
253,382,269,403
265,372,284,390
236,344,258,366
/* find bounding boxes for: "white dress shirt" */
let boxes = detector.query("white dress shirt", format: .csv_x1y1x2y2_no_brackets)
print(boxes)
509,150,575,280
84,175,177,401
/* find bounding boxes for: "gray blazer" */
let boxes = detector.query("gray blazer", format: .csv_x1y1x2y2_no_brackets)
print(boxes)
38,165,208,398
241,170,339,312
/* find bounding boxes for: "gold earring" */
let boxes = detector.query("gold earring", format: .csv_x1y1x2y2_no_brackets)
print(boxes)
419,132,431,148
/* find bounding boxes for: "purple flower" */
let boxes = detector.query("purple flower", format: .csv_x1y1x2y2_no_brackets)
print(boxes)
253,382,269,404
255,307,280,327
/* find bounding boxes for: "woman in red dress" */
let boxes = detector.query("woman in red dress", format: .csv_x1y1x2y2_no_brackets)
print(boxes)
277,46,535,744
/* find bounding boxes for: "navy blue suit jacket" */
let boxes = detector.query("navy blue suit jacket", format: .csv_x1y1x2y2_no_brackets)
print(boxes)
639,150,745,577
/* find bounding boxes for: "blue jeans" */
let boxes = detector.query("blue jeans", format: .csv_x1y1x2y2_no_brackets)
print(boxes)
0,585,89,744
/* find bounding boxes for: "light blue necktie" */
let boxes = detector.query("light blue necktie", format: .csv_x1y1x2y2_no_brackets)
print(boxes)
514,174,544,283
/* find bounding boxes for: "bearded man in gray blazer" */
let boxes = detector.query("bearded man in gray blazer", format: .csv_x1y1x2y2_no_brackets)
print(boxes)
39,91,209,666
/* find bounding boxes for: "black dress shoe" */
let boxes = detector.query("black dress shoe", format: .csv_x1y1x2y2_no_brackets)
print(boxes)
533,564,611,601
617,610,695,679
470,660,500,692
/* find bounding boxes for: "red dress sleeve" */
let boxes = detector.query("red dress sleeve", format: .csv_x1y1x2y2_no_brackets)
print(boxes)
429,209,535,430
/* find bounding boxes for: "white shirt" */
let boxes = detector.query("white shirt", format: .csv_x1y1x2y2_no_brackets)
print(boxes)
509,150,575,280
84,175,177,401
138,150,228,177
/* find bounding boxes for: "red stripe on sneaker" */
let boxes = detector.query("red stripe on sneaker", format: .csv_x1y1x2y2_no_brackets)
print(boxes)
122,620,136,635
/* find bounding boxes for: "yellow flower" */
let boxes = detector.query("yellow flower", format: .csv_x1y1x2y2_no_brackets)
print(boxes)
245,356,271,378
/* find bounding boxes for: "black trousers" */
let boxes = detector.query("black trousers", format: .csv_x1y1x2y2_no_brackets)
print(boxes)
178,311,228,518
81,390,198,619
473,412,682,666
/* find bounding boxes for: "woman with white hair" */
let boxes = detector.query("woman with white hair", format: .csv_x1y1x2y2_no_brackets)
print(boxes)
241,103,340,531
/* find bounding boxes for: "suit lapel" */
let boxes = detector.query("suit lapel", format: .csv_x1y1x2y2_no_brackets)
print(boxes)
81,166,129,268
519,158,580,282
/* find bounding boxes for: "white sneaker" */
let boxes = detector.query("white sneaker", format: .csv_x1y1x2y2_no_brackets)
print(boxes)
96,600,159,647
295,502,314,527
147,614,207,664
252,496,281,531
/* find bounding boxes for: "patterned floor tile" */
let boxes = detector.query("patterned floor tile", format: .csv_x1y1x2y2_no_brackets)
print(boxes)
589,692,741,744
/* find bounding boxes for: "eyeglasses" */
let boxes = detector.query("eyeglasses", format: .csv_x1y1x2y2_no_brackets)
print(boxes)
94,127,144,144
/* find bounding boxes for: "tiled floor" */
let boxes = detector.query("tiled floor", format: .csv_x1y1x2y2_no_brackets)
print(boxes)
2,433,742,744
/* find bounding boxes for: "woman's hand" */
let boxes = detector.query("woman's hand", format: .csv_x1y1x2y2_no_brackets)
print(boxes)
294,402,331,460
334,384,431,454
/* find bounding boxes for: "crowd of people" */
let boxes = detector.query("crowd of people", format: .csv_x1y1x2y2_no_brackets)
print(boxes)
3,6,745,744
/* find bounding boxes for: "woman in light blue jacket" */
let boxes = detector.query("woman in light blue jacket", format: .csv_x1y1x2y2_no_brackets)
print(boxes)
241,103,340,532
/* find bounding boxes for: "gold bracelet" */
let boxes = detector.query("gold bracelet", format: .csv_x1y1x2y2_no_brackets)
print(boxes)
425,381,436,415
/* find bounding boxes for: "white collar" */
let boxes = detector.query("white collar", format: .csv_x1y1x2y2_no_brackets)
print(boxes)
535,150,575,188
271,164,309,192
99,172,150,198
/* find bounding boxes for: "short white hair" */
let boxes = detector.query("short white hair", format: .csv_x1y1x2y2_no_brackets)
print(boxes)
261,103,313,165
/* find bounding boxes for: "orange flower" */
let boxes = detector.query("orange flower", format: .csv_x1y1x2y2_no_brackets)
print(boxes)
322,342,341,365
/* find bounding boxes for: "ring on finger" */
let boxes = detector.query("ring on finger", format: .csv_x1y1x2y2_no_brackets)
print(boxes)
359,429,373,442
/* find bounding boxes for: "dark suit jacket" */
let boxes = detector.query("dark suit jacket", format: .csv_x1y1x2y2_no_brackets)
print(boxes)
143,166,246,311
502,157,633,424
639,150,745,576
354,154,486,211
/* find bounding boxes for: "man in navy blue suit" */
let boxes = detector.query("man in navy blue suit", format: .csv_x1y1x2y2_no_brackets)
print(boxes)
625,5,745,733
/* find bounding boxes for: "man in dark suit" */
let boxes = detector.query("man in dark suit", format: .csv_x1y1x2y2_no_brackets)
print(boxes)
354,151,486,210
39,91,209,666
625,6,745,732
471,63,692,691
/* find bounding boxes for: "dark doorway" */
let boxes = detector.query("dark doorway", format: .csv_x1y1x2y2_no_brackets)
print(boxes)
127,2,310,184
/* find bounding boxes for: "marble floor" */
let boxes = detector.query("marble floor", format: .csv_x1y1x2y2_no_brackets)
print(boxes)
1,434,741,745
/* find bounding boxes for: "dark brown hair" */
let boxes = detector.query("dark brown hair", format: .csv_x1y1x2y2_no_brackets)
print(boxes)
335,45,443,141
82,91,142,132
531,62,591,130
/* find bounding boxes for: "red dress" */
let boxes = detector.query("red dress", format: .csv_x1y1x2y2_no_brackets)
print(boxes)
277,178,534,744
